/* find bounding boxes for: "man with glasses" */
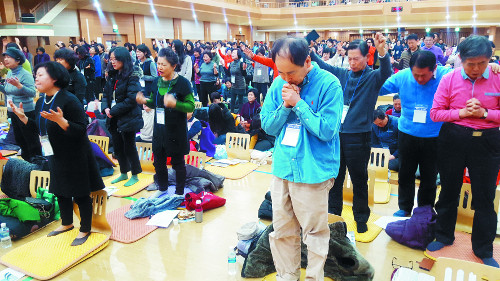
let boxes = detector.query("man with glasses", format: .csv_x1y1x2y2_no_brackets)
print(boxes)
422,33,452,66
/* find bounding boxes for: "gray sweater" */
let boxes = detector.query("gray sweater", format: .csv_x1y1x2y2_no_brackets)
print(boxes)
0,65,36,112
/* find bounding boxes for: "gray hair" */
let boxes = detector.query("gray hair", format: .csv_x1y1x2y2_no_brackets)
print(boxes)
458,35,492,62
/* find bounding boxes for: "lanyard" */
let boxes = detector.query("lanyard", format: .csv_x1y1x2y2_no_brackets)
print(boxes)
343,67,367,106
38,92,58,136
113,80,119,102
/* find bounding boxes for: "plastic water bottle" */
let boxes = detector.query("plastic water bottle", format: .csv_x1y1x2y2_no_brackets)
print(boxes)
228,247,237,276
0,223,12,248
195,200,203,223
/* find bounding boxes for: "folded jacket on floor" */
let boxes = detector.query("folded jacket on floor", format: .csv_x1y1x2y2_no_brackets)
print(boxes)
0,158,40,200
124,194,184,219
167,164,225,192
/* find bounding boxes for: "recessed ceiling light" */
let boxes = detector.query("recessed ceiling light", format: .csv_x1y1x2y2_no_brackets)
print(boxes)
93,1,100,8
472,13,478,18
294,21,298,25
396,16,400,21
193,14,197,19
446,14,450,19
151,9,156,14
224,18,228,22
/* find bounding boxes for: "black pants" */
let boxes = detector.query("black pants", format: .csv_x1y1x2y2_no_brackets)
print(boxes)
435,123,500,258
58,195,92,233
100,76,107,96
94,77,101,99
253,82,268,102
329,132,371,223
397,132,438,213
8,110,41,161
153,140,186,195
230,88,246,114
85,79,96,104
110,130,142,175
199,81,217,107
389,158,399,172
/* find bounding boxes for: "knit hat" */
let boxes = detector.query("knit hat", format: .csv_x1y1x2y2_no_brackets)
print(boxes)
3,47,26,65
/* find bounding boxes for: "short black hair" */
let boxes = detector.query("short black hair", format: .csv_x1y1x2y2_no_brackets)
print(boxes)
37,47,45,53
210,91,221,101
110,46,134,78
458,35,492,62
193,47,202,55
76,46,88,56
373,108,386,121
347,39,369,56
232,49,242,60
256,47,266,56
407,34,419,41
393,94,400,101
202,51,213,60
490,41,496,49
34,61,70,89
424,33,434,39
409,50,436,72
322,47,333,57
271,37,309,67
54,48,78,69
248,88,259,97
136,44,152,58
158,48,180,71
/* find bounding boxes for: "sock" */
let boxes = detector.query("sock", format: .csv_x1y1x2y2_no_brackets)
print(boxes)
111,173,128,184
124,174,139,187
426,241,449,252
357,222,368,233
481,257,499,268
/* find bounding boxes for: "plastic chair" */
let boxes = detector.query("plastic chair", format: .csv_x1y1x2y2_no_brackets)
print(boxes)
431,257,500,281
136,142,154,173
194,101,202,109
74,190,112,236
225,133,251,161
0,107,7,123
0,92,5,106
343,169,375,208
29,170,51,198
184,151,206,168
88,135,110,154
456,183,500,234
369,148,392,204
328,214,345,224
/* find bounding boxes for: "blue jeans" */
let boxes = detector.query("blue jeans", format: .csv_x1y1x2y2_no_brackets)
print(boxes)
213,134,227,145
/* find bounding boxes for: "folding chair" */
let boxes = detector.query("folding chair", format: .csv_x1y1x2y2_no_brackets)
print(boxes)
369,148,392,204
29,170,51,198
136,142,154,173
431,257,500,281
184,151,207,168
225,133,251,161
88,135,110,154
343,169,376,208
455,183,500,234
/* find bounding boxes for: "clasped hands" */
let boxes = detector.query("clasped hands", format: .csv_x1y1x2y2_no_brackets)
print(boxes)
459,98,486,119
282,83,301,108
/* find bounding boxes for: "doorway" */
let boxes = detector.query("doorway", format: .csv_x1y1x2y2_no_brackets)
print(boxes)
103,34,129,48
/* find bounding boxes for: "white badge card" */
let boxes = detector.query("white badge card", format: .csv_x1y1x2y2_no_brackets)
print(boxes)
257,69,262,76
341,105,349,124
231,75,236,84
156,108,165,125
281,123,301,147
40,135,53,156
111,100,116,108
6,96,12,108
413,105,427,123
140,79,146,88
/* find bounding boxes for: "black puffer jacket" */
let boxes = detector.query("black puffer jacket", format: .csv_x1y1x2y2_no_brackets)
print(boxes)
103,68,144,133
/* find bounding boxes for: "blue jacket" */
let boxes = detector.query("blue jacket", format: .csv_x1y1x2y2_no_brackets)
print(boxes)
371,115,399,157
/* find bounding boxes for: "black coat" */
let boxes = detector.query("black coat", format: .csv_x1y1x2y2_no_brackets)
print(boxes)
103,71,144,133
23,90,104,197
67,68,87,105
78,55,95,81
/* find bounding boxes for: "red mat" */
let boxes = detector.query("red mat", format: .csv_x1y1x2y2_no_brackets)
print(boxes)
425,231,500,263
106,205,158,243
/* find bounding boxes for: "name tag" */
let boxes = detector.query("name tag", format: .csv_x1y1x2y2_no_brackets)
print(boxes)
231,75,236,84
140,79,145,88
257,69,262,76
281,123,301,147
485,92,500,96
80,69,84,75
413,105,427,123
341,105,349,124
111,101,116,108
156,108,165,125
40,135,53,156
6,96,12,108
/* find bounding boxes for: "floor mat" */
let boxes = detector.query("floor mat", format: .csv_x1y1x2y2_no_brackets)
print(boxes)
374,181,391,204
424,231,500,263
107,204,158,243
204,162,258,180
104,173,154,197
341,205,382,243
0,229,108,280
262,268,334,281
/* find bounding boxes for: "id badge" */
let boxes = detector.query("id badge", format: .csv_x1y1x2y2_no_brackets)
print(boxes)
40,135,53,156
156,108,165,125
231,75,236,84
413,105,427,123
6,96,12,108
80,69,84,75
341,105,349,124
111,101,116,108
257,69,262,76
140,79,145,88
281,123,301,147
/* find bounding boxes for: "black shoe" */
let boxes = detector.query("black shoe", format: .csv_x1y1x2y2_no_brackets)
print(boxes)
47,226,74,237
71,232,91,246
356,222,368,233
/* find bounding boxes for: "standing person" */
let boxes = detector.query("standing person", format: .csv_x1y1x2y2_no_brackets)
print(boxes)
229,49,247,113
136,48,195,196
172,39,192,81
76,46,96,104
329,45,349,69
194,51,218,107
422,33,451,66
97,44,108,93
380,51,451,217
252,47,270,102
243,47,279,81
365,38,378,69
9,61,104,246
22,46,33,68
103,47,144,187
260,37,343,281
0,47,38,160
191,48,202,98
393,40,404,61
34,47,50,67
385,94,402,117
54,48,87,105
393,34,420,70
311,33,392,233
135,44,158,98
89,46,102,100
428,35,500,268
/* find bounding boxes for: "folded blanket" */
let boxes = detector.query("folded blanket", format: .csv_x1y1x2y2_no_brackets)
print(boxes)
124,194,184,219
1,158,39,200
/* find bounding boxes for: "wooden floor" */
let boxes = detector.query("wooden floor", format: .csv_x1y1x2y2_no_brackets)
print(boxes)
1,164,499,281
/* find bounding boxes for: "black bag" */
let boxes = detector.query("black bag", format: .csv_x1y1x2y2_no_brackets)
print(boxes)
24,197,53,219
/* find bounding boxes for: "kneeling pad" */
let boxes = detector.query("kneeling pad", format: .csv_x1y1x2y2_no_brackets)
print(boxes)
204,162,258,179
104,173,154,197
341,205,382,243
0,229,109,280
262,269,334,281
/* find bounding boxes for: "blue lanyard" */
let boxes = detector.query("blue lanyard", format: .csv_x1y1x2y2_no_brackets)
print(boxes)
38,92,58,136
343,67,367,106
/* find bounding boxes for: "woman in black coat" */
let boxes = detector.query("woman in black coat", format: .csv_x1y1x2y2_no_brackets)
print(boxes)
103,47,144,187
54,48,86,105
10,62,104,246
76,46,95,104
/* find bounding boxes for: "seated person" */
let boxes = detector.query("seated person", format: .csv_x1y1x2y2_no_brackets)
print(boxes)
385,94,401,117
135,104,154,143
187,111,202,145
239,88,261,131
210,91,229,110
217,79,231,102
208,103,236,145
371,109,399,171
247,107,275,152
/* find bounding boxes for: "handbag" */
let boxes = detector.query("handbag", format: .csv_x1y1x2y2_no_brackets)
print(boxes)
24,197,53,219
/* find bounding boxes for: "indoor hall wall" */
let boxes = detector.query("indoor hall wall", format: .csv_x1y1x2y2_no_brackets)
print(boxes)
228,24,252,44
253,29,265,42
181,19,204,41
144,16,174,39
210,22,228,41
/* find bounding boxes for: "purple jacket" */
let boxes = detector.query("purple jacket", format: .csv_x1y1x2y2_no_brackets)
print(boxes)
34,53,50,67
240,101,261,122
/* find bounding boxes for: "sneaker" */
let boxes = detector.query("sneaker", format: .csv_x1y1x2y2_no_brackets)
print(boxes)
393,210,411,217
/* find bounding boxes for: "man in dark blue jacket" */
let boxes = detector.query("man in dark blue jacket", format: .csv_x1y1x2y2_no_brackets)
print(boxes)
371,109,399,171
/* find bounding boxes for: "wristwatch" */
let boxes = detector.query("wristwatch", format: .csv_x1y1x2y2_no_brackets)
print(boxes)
480,108,488,119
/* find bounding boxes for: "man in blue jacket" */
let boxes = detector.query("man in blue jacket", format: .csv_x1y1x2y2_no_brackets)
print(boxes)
261,37,343,281
371,109,399,171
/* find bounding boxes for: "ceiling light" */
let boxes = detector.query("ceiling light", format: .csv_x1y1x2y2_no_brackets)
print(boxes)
425,27,431,32
151,9,156,14
472,13,478,18
445,14,450,19
93,1,100,8
455,27,460,32
384,28,389,33
224,18,228,22
294,20,298,25
249,20,252,25
359,29,363,34
396,16,400,21
193,14,197,19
